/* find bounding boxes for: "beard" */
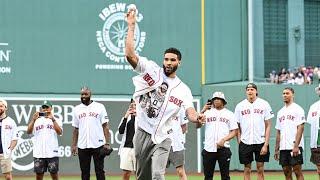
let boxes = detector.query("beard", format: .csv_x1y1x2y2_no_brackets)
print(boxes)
163,64,178,77
81,97,91,105
0,110,4,117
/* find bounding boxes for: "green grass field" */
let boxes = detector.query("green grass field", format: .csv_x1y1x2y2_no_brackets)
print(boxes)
13,174,317,180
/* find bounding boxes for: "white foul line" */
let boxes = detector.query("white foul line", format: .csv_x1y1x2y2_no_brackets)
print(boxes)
0,43,9,46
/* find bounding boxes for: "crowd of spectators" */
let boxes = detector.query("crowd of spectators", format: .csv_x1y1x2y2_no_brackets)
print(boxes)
268,65,320,85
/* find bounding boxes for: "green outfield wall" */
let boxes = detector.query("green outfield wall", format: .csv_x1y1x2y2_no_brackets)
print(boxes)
0,0,202,95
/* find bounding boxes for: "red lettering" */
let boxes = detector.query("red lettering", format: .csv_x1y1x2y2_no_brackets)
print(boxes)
143,73,155,86
241,109,250,115
312,112,317,117
168,96,183,107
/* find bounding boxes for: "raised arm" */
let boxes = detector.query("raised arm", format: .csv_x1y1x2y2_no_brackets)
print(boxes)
27,112,39,134
125,8,139,68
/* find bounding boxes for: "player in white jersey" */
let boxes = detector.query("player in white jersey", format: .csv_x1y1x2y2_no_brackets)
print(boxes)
274,87,305,180
167,108,188,180
197,92,238,180
306,84,320,177
234,83,274,180
0,99,18,180
27,100,63,180
71,87,112,180
125,7,205,180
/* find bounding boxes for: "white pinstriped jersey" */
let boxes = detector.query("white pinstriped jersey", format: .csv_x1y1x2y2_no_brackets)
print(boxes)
72,101,109,149
234,97,274,145
32,116,63,158
203,108,238,152
275,103,305,150
307,100,320,148
132,57,194,144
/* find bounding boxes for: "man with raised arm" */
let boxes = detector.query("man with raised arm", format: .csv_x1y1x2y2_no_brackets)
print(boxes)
125,7,205,180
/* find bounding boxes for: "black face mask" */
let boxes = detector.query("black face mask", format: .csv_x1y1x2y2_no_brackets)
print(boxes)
81,97,91,105
163,64,178,77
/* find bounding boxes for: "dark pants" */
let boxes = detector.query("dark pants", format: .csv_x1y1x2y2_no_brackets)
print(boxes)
202,148,232,180
78,146,105,180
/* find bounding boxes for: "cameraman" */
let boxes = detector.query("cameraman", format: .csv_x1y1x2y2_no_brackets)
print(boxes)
197,92,238,180
27,100,63,180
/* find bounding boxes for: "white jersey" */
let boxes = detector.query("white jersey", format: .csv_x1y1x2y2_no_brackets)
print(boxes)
170,108,188,152
275,103,305,150
234,98,274,145
72,101,109,149
203,108,238,152
0,116,18,158
32,116,63,158
132,57,194,144
307,100,320,148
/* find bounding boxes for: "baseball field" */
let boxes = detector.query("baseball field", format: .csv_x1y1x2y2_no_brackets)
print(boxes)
13,173,317,180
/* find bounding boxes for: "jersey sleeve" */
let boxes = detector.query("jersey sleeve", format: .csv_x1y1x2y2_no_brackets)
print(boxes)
182,87,194,110
101,104,109,125
72,109,79,128
56,117,64,135
11,120,18,141
307,104,316,124
295,107,306,126
264,102,274,120
134,56,159,74
275,112,281,130
179,108,188,125
228,112,238,130
234,104,241,123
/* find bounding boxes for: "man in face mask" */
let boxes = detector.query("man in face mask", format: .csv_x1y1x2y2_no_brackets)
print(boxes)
71,87,112,180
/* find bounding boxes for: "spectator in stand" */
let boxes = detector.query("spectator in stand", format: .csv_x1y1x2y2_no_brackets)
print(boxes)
295,73,305,85
314,66,320,84
269,70,278,84
278,68,289,84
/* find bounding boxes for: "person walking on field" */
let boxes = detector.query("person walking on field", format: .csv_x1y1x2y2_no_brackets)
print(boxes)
274,87,305,180
125,6,205,180
118,99,137,180
197,92,238,180
0,99,18,180
27,100,63,180
71,87,112,180
234,83,274,180
307,84,320,178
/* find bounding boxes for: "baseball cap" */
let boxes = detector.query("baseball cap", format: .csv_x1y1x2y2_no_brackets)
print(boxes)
315,84,320,95
0,99,8,108
246,83,257,90
42,100,53,108
212,91,227,105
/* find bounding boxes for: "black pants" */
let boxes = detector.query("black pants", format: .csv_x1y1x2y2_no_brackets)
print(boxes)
78,146,105,180
202,148,232,180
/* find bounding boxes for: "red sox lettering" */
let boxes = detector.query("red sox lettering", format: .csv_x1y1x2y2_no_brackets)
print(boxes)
278,115,295,122
35,124,54,131
241,109,264,115
206,117,230,123
78,112,99,119
143,73,155,86
169,96,183,107
5,125,12,129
